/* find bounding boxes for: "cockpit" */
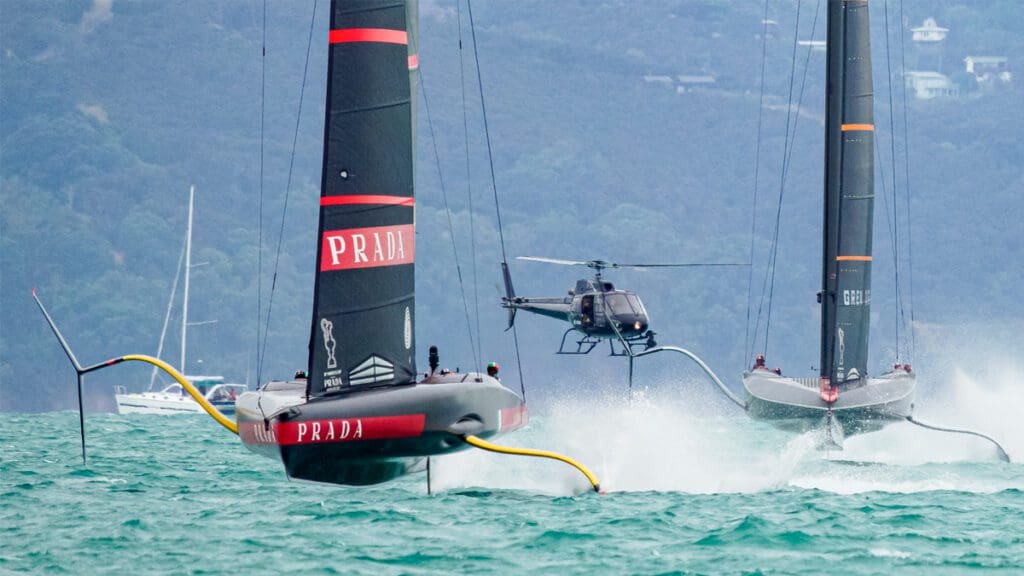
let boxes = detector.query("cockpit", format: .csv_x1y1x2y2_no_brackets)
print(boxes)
604,292,649,333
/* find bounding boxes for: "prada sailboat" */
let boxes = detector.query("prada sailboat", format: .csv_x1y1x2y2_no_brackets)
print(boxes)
233,0,527,486
34,0,605,491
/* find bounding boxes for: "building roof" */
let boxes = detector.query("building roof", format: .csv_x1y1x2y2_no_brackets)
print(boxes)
964,56,1008,64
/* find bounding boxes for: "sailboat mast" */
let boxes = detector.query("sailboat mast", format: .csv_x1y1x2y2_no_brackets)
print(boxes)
181,185,194,373
820,0,875,384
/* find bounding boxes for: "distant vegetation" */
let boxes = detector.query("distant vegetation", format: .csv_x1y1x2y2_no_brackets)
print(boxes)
2,0,1021,411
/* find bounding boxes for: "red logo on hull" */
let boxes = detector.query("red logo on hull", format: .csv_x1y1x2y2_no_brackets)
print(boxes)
320,224,415,271
239,414,426,446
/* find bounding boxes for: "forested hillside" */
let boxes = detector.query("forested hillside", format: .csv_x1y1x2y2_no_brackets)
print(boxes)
2,0,1021,411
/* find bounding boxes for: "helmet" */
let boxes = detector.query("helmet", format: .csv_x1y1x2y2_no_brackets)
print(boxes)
486,362,500,375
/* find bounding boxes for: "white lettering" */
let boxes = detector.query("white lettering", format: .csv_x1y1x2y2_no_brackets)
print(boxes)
312,421,321,441
341,420,351,439
387,231,396,259
327,236,346,266
327,421,335,440
396,231,406,259
355,420,363,438
842,290,872,306
372,232,384,262
298,422,308,442
353,234,368,263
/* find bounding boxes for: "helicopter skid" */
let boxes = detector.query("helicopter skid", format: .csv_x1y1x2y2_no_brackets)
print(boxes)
556,327,652,356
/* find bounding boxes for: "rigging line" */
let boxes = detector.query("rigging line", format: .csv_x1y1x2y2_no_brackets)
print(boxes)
875,134,901,358
420,71,481,371
258,0,319,373
465,0,526,401
456,0,483,367
882,0,906,360
761,0,812,356
753,0,801,354
743,0,771,366
465,0,508,263
149,239,187,391
898,0,916,359
256,0,267,387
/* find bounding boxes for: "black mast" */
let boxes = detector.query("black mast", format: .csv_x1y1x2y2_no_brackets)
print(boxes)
308,0,419,396
820,0,875,385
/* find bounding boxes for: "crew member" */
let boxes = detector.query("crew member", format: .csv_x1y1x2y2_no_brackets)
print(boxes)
487,362,500,379
294,370,308,380
753,354,767,370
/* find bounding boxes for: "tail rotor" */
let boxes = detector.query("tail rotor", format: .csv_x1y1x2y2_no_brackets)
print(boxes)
501,261,517,330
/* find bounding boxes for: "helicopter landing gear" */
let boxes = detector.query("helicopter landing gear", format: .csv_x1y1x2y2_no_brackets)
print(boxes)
556,328,601,355
609,332,654,357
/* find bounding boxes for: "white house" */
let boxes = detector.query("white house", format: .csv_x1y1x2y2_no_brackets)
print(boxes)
905,71,959,100
911,18,948,43
964,56,1011,85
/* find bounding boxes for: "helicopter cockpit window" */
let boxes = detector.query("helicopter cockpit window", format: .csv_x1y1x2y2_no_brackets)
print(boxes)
605,294,635,316
626,294,647,318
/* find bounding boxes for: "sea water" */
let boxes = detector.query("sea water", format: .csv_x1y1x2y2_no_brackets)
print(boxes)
2,372,1023,574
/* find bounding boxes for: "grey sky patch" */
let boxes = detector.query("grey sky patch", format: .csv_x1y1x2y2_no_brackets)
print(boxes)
77,103,109,124
80,0,113,34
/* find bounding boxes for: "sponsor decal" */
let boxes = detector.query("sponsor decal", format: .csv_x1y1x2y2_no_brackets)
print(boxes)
837,327,846,380
321,224,415,271
239,414,426,446
239,421,278,445
320,318,338,369
846,368,861,380
349,354,395,386
403,307,412,350
320,318,345,390
280,414,425,445
842,289,871,306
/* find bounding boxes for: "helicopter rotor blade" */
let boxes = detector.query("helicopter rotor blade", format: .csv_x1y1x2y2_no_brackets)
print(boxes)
517,256,747,273
516,256,593,267
612,262,748,268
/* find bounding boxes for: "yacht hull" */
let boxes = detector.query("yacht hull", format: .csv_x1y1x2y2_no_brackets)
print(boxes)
236,372,527,486
115,393,237,416
742,369,915,436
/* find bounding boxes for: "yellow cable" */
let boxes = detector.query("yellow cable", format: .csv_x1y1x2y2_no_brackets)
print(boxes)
463,434,601,493
122,354,239,435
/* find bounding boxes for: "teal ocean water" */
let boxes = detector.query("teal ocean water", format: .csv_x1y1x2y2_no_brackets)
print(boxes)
3,385,1023,575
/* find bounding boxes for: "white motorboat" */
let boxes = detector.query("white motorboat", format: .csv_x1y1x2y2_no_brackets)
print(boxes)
115,376,247,415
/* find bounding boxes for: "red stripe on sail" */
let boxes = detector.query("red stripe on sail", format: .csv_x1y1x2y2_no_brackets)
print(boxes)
329,28,408,45
276,414,425,446
321,224,415,271
320,195,414,207
408,54,419,70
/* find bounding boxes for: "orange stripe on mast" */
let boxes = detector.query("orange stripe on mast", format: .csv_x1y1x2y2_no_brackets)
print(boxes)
836,255,873,262
841,123,874,132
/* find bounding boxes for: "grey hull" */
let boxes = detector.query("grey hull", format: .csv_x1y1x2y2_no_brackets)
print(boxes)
743,369,915,436
235,371,526,486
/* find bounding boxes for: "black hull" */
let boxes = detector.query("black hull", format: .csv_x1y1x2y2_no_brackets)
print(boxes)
742,369,915,437
236,372,526,486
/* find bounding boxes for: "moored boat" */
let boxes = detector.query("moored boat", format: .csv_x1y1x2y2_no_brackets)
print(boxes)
116,376,247,416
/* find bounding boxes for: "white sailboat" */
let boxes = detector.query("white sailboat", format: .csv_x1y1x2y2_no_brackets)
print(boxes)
115,186,247,415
